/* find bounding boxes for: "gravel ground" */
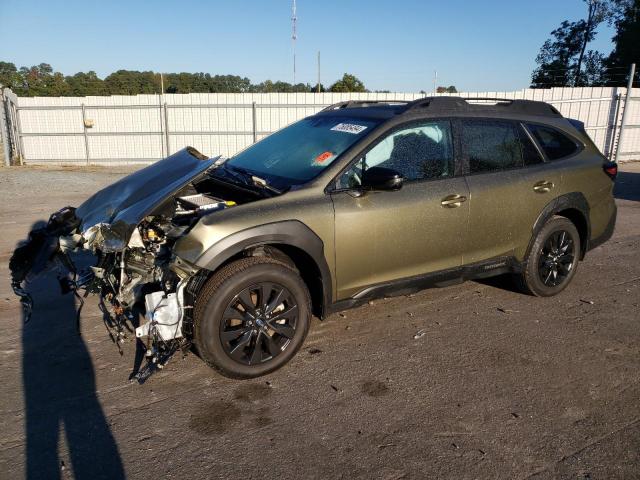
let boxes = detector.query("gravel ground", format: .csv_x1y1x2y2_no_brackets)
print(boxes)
0,163,638,480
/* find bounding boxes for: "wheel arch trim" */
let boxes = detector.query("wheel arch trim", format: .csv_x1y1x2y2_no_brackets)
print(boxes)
195,220,333,317
526,192,591,261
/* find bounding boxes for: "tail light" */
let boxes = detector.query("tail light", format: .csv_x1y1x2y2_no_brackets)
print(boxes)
603,161,618,180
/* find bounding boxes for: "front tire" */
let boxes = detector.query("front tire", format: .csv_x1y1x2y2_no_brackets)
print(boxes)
194,256,311,378
516,216,580,297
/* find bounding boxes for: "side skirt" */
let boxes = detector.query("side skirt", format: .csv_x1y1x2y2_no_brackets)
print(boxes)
325,257,519,316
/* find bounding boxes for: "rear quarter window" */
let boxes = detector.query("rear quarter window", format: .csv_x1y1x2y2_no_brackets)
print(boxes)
526,124,579,160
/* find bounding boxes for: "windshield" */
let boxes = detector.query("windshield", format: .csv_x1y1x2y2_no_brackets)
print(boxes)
226,115,380,186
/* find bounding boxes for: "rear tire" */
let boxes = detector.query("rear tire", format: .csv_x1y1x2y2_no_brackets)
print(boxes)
515,216,580,297
194,256,311,379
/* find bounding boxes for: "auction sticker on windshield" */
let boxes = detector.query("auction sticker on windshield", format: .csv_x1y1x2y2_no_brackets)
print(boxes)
314,151,335,165
331,123,368,134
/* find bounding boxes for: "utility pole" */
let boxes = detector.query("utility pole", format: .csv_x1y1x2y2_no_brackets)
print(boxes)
291,0,297,85
159,73,166,157
615,63,636,163
317,51,321,93
433,70,437,95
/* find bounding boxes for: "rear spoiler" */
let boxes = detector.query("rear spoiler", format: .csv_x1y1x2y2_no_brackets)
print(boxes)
568,117,611,160
568,118,586,134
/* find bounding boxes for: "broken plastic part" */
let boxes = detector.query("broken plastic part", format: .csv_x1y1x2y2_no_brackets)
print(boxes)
58,233,83,252
136,291,183,341
127,228,145,248
83,223,127,252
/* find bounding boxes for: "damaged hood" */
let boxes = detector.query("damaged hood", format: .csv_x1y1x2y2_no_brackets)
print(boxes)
76,147,215,250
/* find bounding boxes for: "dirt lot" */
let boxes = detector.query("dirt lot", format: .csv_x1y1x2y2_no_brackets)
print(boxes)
0,164,638,480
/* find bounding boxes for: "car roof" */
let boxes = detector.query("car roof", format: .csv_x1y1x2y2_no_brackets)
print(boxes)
316,96,563,121
315,104,405,121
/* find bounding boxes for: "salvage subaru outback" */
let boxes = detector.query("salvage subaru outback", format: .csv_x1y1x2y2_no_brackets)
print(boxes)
10,97,617,378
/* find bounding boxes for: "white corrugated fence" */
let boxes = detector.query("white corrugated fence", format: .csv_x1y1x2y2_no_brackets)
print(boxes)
1,87,639,165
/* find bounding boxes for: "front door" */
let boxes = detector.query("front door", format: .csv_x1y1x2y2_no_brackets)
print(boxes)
330,120,470,299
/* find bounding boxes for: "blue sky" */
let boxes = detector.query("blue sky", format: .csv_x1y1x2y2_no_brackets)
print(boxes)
0,0,616,92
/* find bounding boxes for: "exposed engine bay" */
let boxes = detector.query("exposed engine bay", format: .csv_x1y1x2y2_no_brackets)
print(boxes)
9,148,272,381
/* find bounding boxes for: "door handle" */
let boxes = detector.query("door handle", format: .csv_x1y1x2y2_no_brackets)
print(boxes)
533,180,554,193
441,194,467,208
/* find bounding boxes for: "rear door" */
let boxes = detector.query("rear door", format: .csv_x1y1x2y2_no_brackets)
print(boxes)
460,118,564,264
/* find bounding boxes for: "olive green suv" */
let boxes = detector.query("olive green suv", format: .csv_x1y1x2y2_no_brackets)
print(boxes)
12,97,617,379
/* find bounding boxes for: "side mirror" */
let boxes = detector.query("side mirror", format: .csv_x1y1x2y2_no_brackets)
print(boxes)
361,167,404,191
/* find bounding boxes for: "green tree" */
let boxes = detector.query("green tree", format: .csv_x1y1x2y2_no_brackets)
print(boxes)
207,75,252,93
329,73,367,92
582,51,608,85
531,0,616,88
436,85,458,93
250,80,312,93
531,21,590,87
575,0,611,86
48,72,71,96
18,63,58,96
605,0,640,81
65,71,107,96
1,62,375,96
104,70,159,95
0,62,23,91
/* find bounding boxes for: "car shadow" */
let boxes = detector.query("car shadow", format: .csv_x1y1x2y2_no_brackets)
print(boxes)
474,273,522,294
12,222,126,480
614,171,640,202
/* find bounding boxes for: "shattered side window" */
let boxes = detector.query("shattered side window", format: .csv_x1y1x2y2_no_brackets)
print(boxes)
462,120,523,173
339,121,454,187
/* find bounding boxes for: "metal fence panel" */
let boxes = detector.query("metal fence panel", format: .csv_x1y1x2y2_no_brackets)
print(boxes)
2,88,638,165
617,93,640,159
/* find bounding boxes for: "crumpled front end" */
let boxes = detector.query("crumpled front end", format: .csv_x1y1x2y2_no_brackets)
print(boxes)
10,206,81,322
9,147,243,380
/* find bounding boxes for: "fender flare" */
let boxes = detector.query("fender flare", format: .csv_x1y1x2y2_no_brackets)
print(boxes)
196,220,333,315
524,192,591,262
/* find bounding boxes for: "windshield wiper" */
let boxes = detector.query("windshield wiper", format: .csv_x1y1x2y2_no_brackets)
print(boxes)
249,174,283,195
214,162,251,186
224,164,283,195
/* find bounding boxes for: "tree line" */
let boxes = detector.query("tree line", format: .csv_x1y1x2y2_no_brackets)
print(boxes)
532,0,639,87
6,0,634,96
0,63,377,97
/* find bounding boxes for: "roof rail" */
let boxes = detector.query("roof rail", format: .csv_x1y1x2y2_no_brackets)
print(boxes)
405,96,561,117
456,97,513,102
318,96,561,117
320,100,409,112
405,97,468,111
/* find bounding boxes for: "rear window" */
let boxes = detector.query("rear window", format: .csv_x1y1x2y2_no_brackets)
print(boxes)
526,124,579,160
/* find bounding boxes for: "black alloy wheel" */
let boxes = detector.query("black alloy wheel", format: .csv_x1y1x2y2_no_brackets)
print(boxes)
194,256,311,378
514,216,581,297
537,230,576,287
220,282,298,365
